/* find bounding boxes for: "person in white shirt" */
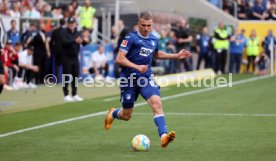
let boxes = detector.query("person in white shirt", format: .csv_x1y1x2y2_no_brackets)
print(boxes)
10,2,21,17
22,5,41,18
18,46,39,88
89,45,108,78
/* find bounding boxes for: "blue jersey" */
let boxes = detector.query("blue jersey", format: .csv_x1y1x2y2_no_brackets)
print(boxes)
7,29,20,46
119,31,159,78
196,34,210,54
230,34,247,54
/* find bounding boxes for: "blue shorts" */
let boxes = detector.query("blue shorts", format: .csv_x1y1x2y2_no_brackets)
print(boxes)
120,76,160,109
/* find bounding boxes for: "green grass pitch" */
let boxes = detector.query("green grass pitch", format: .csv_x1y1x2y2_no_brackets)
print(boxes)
0,74,276,161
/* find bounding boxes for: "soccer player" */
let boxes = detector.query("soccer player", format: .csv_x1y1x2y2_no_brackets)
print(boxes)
104,12,192,148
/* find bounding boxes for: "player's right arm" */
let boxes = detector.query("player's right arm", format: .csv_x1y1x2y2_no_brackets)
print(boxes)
116,51,148,73
116,34,148,73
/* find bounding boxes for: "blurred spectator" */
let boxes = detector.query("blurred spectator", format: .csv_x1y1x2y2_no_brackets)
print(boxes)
236,0,248,19
255,52,269,75
10,42,21,89
262,0,269,9
151,25,161,39
229,28,247,73
115,20,130,54
22,4,41,18
89,44,108,79
52,6,64,19
64,4,75,19
262,30,276,58
223,0,235,16
41,4,52,17
251,0,268,20
10,1,21,17
29,22,50,84
158,28,175,74
71,0,81,16
50,19,66,82
114,20,130,78
7,20,21,46
21,23,37,49
267,0,276,19
79,0,96,32
1,40,19,90
213,22,230,74
22,0,32,7
208,0,222,8
167,30,177,73
196,27,211,70
175,19,193,71
246,29,260,73
209,36,217,70
18,46,38,88
111,25,117,43
1,1,11,16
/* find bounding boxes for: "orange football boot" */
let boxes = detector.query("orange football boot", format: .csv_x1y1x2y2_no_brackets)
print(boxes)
161,131,176,148
104,108,115,130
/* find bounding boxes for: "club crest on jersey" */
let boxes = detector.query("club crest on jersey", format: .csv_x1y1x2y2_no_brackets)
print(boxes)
139,47,153,57
121,40,128,47
126,94,131,100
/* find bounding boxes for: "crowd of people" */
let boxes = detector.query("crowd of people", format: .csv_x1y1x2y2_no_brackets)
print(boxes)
0,0,96,21
208,0,276,20
0,0,96,92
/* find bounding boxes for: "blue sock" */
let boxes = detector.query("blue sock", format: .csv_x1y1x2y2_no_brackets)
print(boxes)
154,114,167,137
112,108,122,119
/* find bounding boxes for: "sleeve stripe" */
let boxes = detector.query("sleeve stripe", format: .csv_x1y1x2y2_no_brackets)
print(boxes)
119,49,128,53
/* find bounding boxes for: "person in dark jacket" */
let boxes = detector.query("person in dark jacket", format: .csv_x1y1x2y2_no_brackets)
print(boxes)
61,17,86,102
50,19,66,82
30,22,50,84
114,20,129,78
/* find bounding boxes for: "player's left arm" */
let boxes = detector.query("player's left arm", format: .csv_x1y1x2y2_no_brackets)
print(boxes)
154,49,192,60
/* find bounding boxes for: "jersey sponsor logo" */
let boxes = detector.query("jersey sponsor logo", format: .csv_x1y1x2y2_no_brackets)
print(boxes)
139,47,153,57
121,40,128,47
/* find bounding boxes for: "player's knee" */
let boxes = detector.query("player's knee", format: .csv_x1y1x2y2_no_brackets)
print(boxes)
151,99,162,109
151,99,163,114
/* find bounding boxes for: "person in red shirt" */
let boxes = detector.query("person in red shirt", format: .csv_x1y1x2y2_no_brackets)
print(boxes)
1,40,19,90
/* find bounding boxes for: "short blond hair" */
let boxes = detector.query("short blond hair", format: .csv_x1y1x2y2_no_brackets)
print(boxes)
140,12,152,20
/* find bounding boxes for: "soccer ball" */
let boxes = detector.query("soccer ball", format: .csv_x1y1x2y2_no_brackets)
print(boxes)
131,134,150,151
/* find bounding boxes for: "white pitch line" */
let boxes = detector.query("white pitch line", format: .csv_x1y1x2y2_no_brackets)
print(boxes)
0,75,273,138
134,112,276,117
0,112,106,138
104,96,119,102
